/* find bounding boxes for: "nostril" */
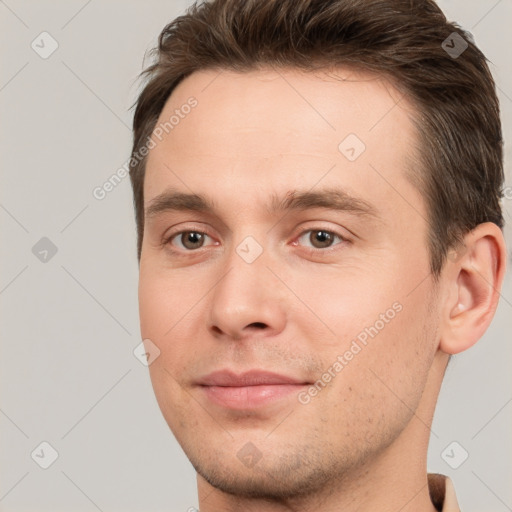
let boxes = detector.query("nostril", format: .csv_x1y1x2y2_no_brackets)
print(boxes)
248,322,267,329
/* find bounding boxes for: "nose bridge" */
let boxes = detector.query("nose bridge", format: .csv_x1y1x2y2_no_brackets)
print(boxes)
207,234,287,338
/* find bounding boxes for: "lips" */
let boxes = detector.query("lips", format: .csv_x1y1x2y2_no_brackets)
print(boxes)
198,369,307,386
197,370,310,409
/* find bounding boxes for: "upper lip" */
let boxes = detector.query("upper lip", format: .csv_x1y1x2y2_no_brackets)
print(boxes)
198,370,309,387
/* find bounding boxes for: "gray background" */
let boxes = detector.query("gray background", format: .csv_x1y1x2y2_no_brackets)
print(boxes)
1,1,511,511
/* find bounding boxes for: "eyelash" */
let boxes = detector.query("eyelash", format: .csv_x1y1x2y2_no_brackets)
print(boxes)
162,226,350,255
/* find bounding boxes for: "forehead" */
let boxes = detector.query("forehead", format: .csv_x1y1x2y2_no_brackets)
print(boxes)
143,66,422,223
152,66,413,151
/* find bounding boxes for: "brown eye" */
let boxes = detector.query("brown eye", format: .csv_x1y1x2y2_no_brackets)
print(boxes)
296,228,346,251
170,231,210,250
182,232,205,249
310,230,334,248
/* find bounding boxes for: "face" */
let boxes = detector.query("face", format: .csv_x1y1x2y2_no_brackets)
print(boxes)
138,67,441,499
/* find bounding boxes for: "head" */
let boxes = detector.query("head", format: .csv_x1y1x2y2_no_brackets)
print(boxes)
129,0,507,503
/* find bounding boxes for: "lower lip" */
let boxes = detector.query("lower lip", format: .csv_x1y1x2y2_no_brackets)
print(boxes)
200,384,307,409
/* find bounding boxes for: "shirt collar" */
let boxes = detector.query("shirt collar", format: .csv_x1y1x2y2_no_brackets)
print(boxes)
428,473,461,512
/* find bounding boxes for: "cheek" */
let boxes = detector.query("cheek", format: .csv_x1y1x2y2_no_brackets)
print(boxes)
287,266,399,351
138,263,190,340
311,273,436,398
313,299,436,442
138,268,194,422
138,278,168,340
138,265,207,379
353,293,436,407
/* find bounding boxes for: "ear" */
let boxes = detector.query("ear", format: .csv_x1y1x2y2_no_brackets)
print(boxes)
439,222,507,355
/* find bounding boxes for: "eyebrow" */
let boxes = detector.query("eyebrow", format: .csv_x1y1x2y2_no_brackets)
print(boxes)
145,187,379,220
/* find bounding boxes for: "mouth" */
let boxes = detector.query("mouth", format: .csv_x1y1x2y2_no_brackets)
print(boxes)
196,369,311,409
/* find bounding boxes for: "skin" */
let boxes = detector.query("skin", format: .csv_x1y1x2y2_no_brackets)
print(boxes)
138,67,506,512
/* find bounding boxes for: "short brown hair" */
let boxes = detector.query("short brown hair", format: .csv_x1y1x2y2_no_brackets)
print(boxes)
129,0,504,276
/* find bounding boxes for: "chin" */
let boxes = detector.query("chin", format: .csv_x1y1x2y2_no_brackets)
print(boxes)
187,445,340,500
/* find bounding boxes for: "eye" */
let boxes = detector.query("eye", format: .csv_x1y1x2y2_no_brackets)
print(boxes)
295,228,347,251
166,230,215,251
163,227,348,254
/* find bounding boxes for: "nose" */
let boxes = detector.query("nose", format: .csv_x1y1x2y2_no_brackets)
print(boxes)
207,245,288,341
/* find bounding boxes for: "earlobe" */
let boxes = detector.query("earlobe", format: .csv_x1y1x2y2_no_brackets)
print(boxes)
439,222,507,355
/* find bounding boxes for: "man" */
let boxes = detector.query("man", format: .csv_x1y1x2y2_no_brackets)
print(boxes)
128,0,507,510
